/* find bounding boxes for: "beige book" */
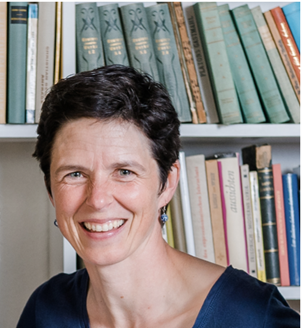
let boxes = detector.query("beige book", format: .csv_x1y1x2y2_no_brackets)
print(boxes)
0,3,7,124
54,2,62,84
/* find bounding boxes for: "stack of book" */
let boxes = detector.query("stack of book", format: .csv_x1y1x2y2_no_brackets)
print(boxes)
166,144,300,287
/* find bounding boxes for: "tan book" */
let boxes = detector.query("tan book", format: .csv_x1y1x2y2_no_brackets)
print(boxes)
54,2,62,84
264,10,300,103
173,2,206,123
0,2,7,124
205,159,227,267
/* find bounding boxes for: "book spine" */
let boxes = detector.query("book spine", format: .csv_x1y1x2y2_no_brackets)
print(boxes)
249,171,267,282
166,205,174,248
282,173,300,286
98,3,129,66
218,4,265,124
7,2,28,124
186,155,215,262
173,2,206,124
252,6,300,124
25,3,38,124
217,157,248,272
271,7,300,82
35,3,55,123
240,164,257,278
232,5,289,124
179,152,195,257
282,2,300,52
264,11,300,103
120,3,159,82
184,5,219,124
75,2,104,73
193,2,242,125
54,2,62,84
0,2,7,124
258,167,280,285
272,164,290,286
145,4,191,123
205,159,227,267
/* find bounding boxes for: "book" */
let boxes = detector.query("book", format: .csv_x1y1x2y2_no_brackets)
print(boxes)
54,2,62,83
145,3,192,123
240,164,257,278
186,154,215,263
172,2,206,124
282,173,300,286
270,7,300,82
264,10,300,103
75,2,104,73
7,2,28,124
232,5,290,124
25,3,38,124
35,2,55,123
216,153,248,271
252,6,300,124
282,2,300,52
0,2,7,124
98,3,129,66
179,151,195,257
205,159,227,267
166,205,174,248
120,3,159,82
272,164,290,286
218,4,265,124
249,171,267,282
183,4,219,124
193,2,243,125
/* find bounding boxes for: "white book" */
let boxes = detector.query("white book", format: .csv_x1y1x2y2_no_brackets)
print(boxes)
240,164,257,278
186,154,215,262
179,152,196,256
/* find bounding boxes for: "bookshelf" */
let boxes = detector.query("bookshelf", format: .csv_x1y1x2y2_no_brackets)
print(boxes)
0,2,300,326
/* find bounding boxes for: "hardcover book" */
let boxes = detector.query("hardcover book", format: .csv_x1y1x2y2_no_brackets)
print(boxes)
54,2,62,83
0,2,7,124
282,2,300,52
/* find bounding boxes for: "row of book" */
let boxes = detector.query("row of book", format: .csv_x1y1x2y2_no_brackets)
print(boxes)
162,144,300,287
75,2,300,125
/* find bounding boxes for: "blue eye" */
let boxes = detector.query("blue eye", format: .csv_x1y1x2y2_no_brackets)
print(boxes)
119,169,132,176
69,172,82,178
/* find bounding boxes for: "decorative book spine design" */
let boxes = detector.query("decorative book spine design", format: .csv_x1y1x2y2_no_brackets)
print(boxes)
264,11,300,103
7,2,28,124
193,2,242,124
146,4,191,123
218,4,265,124
172,2,206,123
35,2,55,123
252,6,300,124
98,3,129,66
54,2,62,84
232,5,290,124
0,2,7,123
282,2,300,52
120,3,159,81
184,5,219,124
25,3,38,124
271,7,300,82
76,2,104,73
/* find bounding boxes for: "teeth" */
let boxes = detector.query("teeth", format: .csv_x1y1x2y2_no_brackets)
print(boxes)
84,220,124,232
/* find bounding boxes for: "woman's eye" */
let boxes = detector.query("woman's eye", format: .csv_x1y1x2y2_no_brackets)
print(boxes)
119,169,132,176
68,172,82,178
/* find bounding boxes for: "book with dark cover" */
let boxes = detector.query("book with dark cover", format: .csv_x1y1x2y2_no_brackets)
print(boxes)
7,2,28,124
98,3,129,66
76,2,104,73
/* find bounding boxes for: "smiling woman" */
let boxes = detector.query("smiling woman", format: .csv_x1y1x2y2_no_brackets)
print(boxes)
17,65,299,328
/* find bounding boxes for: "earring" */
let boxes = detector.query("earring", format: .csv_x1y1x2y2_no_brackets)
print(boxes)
54,219,58,227
160,205,168,223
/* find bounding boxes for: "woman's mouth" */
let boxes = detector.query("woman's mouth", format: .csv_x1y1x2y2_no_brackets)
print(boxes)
83,220,125,232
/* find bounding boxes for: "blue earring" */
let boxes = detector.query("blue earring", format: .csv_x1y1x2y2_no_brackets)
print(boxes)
54,219,58,227
160,206,168,223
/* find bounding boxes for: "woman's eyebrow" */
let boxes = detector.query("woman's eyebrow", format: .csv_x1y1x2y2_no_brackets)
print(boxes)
54,165,88,176
110,161,146,172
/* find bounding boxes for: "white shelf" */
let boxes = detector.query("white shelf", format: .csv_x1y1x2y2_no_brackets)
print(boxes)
0,124,37,141
278,286,300,300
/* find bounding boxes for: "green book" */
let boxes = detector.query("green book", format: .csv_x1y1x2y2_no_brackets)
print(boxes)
145,4,191,122
120,3,159,81
76,2,104,73
232,5,290,124
218,4,265,124
98,3,129,66
251,6,300,124
7,2,28,124
193,2,242,124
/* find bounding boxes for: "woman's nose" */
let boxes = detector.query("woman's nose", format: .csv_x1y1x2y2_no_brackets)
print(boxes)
85,179,113,211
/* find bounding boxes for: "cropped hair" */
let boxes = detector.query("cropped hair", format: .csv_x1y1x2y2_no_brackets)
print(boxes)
33,65,181,195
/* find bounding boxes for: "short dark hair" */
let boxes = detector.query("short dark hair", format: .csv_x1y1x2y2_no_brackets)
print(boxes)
33,65,181,195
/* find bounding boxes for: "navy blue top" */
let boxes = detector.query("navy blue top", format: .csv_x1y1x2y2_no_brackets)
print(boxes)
17,266,299,327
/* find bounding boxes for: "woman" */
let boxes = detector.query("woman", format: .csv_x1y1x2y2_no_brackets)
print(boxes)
17,65,299,327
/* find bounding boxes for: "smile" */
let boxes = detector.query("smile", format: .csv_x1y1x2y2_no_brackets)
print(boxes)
83,220,125,232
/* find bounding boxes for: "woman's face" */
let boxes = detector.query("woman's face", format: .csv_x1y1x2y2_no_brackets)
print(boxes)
49,118,177,266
